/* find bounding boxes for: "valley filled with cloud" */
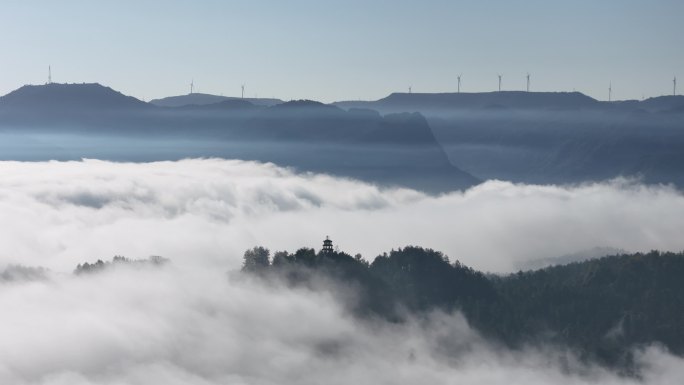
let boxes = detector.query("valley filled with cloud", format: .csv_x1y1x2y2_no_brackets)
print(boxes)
1,158,683,273
2,158,684,384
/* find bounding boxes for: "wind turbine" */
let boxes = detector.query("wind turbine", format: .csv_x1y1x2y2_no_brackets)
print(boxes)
190,79,194,95
241,83,245,99
526,73,530,92
48,65,52,85
498,74,502,92
409,85,412,94
457,74,462,93
674,76,677,96
608,82,612,102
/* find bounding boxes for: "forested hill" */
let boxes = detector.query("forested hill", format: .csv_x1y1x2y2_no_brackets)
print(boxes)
241,245,684,372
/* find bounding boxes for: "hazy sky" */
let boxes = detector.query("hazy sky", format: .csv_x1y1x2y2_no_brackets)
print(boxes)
0,0,682,102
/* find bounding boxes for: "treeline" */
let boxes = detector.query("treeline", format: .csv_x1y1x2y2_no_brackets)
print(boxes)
242,246,684,371
75,255,168,274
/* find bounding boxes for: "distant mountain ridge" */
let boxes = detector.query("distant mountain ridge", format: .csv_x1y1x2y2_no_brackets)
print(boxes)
2,85,681,114
0,83,150,111
0,83,476,193
150,92,282,108
635,95,684,113
335,91,600,112
334,91,684,188
1,83,682,190
335,91,684,113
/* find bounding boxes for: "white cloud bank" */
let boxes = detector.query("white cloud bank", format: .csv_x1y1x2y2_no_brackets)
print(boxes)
1,158,684,384
0,158,683,272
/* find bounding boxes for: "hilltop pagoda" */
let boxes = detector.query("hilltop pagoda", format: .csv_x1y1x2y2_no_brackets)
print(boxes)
322,236,333,254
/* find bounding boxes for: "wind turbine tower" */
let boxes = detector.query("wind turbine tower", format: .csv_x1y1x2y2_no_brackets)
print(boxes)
409,85,412,94
190,79,194,95
457,74,462,93
498,74,502,92
674,76,677,96
48,66,52,84
241,84,245,99
526,73,530,92
608,82,612,102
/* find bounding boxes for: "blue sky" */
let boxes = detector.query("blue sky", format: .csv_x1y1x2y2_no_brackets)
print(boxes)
0,0,681,102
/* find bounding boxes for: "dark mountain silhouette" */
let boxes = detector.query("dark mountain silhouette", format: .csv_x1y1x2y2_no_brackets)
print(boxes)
0,83,477,193
271,99,340,110
150,92,282,107
0,83,150,111
335,91,600,113
335,91,684,187
336,92,684,114
637,95,684,113
175,98,258,111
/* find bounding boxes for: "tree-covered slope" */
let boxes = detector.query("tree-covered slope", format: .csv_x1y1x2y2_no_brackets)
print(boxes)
242,245,684,371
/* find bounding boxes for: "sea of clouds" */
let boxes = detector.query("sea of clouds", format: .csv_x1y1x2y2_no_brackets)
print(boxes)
1,158,683,273
1,158,684,384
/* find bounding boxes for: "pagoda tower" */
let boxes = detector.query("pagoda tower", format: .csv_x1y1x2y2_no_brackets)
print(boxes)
322,236,333,254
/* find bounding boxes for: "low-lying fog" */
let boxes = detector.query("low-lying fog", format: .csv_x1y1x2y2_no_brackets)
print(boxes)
1,158,682,273
1,158,683,384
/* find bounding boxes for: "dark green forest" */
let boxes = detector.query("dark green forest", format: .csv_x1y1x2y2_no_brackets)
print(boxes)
241,244,684,371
